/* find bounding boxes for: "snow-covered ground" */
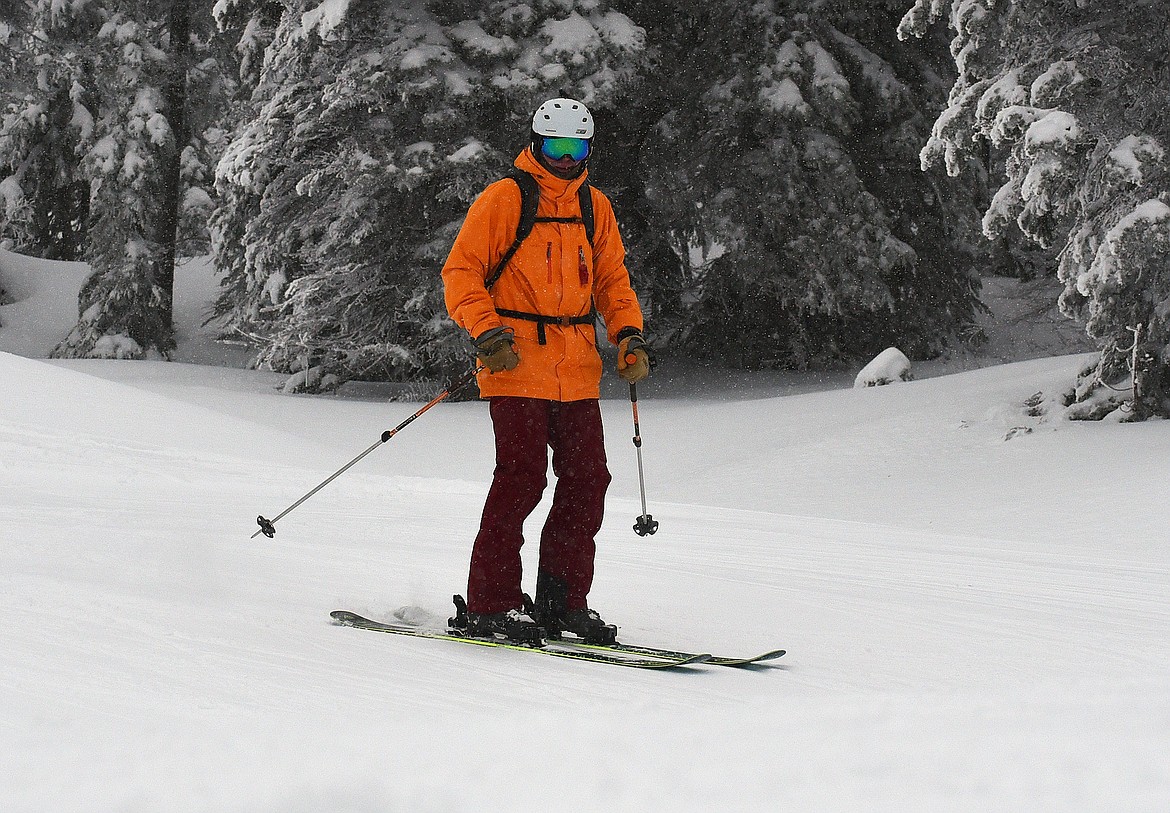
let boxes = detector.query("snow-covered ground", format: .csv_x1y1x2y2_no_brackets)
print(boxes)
1,251,1167,811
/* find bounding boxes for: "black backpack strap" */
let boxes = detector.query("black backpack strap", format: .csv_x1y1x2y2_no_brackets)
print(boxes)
577,180,595,245
484,171,595,291
485,171,540,291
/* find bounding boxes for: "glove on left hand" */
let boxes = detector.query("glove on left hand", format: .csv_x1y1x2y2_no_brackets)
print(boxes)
617,330,651,383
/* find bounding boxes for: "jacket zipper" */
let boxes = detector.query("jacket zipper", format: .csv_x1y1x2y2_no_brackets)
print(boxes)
546,241,553,285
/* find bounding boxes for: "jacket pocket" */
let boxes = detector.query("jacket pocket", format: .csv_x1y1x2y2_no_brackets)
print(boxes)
578,246,590,287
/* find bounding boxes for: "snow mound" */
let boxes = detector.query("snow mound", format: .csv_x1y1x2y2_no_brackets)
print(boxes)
854,347,912,387
0,249,90,356
0,250,252,367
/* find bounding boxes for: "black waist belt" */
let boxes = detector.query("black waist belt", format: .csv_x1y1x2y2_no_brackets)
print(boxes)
497,308,594,345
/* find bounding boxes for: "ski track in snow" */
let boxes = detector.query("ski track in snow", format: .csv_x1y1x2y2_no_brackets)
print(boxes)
2,349,1169,811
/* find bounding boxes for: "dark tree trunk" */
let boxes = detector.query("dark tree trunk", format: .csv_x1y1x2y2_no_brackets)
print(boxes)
153,0,192,330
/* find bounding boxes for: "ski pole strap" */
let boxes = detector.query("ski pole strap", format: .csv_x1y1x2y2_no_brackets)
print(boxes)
495,308,594,345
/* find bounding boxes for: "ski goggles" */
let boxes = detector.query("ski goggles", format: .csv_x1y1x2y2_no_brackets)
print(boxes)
540,136,591,162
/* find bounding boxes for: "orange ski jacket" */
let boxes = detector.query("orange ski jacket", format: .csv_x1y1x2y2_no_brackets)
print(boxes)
442,148,644,402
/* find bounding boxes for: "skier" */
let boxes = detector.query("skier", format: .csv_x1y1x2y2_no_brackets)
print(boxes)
441,97,651,644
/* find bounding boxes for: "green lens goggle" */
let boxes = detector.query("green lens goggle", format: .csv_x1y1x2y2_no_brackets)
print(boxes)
541,136,591,162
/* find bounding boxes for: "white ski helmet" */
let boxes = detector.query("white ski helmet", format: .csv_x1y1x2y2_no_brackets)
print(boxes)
532,98,594,138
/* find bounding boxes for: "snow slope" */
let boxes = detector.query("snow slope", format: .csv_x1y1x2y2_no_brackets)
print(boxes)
1,253,1168,811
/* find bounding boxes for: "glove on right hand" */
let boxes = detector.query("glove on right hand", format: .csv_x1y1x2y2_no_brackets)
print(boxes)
474,326,520,373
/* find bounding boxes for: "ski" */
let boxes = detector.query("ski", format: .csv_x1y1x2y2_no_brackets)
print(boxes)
548,636,785,667
388,606,784,667
330,611,711,670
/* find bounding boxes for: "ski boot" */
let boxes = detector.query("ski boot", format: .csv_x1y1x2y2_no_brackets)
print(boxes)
449,594,545,646
554,607,618,645
528,575,618,645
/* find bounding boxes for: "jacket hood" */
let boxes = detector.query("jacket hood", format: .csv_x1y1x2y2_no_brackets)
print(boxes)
514,147,589,202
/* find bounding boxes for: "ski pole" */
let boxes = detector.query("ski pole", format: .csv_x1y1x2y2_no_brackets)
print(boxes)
253,366,482,539
628,380,659,536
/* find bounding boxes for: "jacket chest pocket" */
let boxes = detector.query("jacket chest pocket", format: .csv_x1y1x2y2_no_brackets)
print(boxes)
519,224,590,292
577,245,591,287
545,241,590,287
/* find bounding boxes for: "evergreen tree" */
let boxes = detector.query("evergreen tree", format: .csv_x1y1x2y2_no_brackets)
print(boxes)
610,0,985,368
211,0,648,391
0,0,227,359
0,0,96,260
900,0,1170,419
53,0,226,360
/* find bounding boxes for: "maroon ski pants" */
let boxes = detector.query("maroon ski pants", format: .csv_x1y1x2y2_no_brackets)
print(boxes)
467,396,612,615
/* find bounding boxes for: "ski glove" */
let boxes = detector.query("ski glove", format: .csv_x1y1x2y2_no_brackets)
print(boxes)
474,326,520,373
617,329,651,383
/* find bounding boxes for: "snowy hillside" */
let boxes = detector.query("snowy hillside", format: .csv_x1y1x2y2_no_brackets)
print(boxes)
1,251,1167,811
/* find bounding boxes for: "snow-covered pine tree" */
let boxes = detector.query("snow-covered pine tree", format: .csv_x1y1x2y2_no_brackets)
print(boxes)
49,0,228,360
899,0,1170,419
612,0,984,368
211,0,647,392
211,0,281,90
813,0,990,357
10,0,227,361
0,0,96,260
